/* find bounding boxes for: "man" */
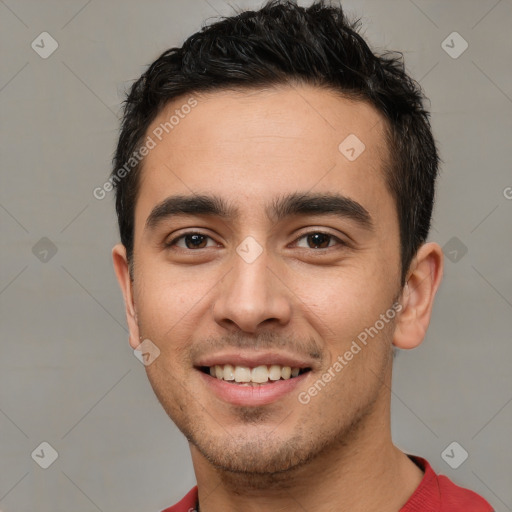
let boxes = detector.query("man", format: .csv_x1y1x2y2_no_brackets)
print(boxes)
111,1,494,510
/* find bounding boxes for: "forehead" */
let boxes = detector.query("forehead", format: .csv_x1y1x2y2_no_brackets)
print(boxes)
135,84,393,229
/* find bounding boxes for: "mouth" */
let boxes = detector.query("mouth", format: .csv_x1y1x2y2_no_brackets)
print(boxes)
194,352,316,405
198,364,312,385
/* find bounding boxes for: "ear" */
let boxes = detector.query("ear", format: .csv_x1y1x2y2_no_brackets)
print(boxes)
112,244,141,350
393,242,444,350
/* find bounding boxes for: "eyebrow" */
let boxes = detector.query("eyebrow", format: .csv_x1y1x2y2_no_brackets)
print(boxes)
145,192,373,231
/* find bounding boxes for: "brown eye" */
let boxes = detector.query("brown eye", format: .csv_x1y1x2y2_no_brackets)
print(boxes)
166,232,215,249
184,234,208,249
306,233,331,248
295,231,342,249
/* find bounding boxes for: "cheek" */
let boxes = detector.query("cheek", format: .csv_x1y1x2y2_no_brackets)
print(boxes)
293,269,398,385
297,265,392,331
133,264,210,353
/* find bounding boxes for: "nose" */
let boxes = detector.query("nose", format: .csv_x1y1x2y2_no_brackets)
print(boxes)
212,249,292,333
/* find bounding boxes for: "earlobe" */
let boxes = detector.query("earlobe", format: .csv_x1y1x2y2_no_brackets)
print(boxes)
393,242,444,350
112,244,141,350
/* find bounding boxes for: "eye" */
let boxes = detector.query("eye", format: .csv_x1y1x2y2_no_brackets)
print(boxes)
293,231,344,249
164,230,346,251
165,232,218,250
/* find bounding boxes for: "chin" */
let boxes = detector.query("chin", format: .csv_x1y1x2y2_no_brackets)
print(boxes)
199,440,309,475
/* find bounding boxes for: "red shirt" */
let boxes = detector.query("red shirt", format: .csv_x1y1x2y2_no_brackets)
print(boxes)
161,455,493,512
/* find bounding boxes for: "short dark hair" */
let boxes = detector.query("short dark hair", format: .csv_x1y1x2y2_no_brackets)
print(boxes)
112,0,439,285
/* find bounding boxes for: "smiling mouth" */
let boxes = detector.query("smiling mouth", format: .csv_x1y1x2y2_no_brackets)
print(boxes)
199,364,311,385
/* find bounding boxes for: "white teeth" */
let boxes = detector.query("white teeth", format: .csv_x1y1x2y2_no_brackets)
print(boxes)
223,364,235,381
207,364,305,383
269,365,282,381
251,365,270,383
234,366,251,383
281,366,291,379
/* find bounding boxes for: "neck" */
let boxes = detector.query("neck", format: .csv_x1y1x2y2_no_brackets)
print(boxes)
190,384,424,512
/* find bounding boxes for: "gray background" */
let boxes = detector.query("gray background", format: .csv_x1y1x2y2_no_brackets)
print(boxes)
1,0,511,511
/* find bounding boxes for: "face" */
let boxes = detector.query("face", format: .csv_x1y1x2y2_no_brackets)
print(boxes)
117,85,405,474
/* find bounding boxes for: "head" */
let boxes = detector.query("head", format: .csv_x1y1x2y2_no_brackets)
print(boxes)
112,0,443,477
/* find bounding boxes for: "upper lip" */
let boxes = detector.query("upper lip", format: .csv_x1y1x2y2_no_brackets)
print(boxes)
195,351,316,370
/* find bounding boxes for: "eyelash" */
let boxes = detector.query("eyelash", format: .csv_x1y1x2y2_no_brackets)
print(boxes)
165,230,347,251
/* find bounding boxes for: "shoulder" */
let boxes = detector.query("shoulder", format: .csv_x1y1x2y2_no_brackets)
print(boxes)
437,474,494,512
160,486,198,512
406,455,493,512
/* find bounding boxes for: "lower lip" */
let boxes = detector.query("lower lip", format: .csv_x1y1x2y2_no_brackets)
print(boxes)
197,370,310,406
